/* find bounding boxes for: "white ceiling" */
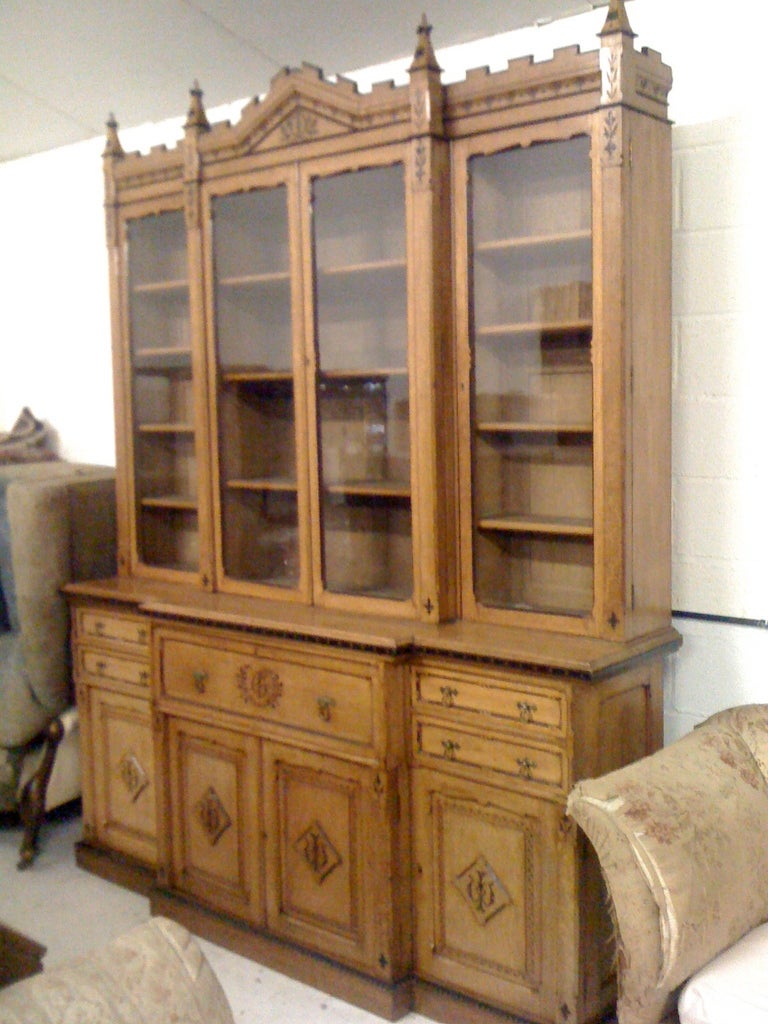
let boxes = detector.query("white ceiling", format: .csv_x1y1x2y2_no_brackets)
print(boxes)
0,1,610,164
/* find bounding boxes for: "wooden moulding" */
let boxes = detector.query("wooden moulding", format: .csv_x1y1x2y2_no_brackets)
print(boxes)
150,887,414,1022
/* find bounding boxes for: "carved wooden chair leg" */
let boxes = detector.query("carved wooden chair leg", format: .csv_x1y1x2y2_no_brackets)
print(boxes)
17,717,64,870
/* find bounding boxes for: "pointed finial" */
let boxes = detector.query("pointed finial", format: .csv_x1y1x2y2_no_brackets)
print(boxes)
410,14,441,73
103,114,124,158
599,0,636,39
185,80,210,131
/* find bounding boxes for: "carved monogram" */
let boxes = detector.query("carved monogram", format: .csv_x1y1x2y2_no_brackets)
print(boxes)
294,820,342,883
118,751,148,803
454,853,512,925
236,665,283,708
195,786,231,846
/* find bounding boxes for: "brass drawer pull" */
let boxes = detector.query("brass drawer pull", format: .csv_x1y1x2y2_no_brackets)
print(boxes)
317,696,336,722
94,620,106,635
517,700,538,724
96,659,107,674
441,739,460,760
139,669,150,685
192,670,208,694
516,756,537,780
440,685,458,707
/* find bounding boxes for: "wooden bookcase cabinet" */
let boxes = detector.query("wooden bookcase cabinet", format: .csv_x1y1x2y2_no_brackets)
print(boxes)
69,4,678,1024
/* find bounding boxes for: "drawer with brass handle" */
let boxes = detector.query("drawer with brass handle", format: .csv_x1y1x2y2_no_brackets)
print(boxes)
78,647,150,689
77,609,149,650
156,630,376,747
413,719,567,794
412,663,567,739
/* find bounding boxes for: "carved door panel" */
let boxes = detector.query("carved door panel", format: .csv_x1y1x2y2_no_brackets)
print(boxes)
166,717,263,925
263,741,405,981
88,687,157,866
412,767,563,1022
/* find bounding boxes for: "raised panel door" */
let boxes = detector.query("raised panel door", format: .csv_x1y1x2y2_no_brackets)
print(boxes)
412,767,563,1021
263,740,408,982
165,717,263,925
87,687,157,866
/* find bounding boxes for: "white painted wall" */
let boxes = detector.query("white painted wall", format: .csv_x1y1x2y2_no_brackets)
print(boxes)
1,1,764,740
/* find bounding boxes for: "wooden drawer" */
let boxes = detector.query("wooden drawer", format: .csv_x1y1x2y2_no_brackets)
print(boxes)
77,608,149,650
414,719,567,795
157,631,376,747
78,647,150,689
413,663,567,740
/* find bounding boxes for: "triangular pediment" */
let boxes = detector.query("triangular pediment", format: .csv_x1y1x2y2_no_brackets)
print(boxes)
201,64,409,162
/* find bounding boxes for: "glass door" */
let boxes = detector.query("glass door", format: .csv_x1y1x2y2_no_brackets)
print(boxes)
127,208,199,573
210,182,302,591
464,135,594,618
311,162,413,603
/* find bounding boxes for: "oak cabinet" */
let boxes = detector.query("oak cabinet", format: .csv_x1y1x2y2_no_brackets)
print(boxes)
68,3,679,1022
71,603,157,876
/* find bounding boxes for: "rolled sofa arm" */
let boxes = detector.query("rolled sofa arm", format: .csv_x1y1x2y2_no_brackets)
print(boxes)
567,705,768,1024
0,917,234,1024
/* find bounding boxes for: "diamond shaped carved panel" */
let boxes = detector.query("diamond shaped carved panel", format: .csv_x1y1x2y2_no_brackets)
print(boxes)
294,820,342,884
454,853,513,926
195,786,232,847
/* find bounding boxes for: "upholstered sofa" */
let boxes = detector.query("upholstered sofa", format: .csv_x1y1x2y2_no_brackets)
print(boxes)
567,704,768,1024
0,459,116,865
0,916,235,1024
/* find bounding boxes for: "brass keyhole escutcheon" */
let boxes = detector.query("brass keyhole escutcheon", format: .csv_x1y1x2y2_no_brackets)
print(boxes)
441,739,460,760
440,685,458,707
192,669,208,694
317,696,336,722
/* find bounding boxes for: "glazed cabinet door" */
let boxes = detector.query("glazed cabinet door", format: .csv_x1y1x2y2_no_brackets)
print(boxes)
455,129,595,632
412,767,566,1022
304,156,416,614
82,686,157,867
119,204,207,580
263,740,409,982
205,171,310,599
163,716,263,926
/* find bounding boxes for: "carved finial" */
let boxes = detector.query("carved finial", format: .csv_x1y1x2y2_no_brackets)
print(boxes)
103,114,124,158
185,80,210,132
599,0,636,39
410,14,441,73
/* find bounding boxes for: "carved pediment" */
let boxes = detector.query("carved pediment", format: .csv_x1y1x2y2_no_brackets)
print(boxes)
200,65,409,163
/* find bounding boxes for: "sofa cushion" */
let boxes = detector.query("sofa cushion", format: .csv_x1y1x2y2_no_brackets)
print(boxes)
567,706,768,1024
0,916,234,1024
678,920,768,1024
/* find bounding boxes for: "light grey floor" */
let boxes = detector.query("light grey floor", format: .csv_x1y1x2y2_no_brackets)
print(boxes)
0,803,432,1024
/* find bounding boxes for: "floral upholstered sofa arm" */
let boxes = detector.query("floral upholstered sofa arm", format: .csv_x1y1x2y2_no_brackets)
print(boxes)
0,917,234,1024
567,704,768,1024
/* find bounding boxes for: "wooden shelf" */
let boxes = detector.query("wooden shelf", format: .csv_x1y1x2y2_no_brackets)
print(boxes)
476,228,591,255
477,320,592,339
141,495,198,511
324,480,410,499
476,421,592,436
319,368,408,382
132,279,188,294
134,348,192,371
218,271,290,287
226,478,297,493
222,369,293,385
137,423,195,435
478,513,594,538
318,257,406,277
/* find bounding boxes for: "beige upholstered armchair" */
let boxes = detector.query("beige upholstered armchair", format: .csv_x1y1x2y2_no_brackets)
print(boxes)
0,459,116,867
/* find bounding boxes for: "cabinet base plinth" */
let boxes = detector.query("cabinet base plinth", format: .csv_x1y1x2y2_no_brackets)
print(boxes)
149,887,413,1023
75,840,155,897
413,981,617,1024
